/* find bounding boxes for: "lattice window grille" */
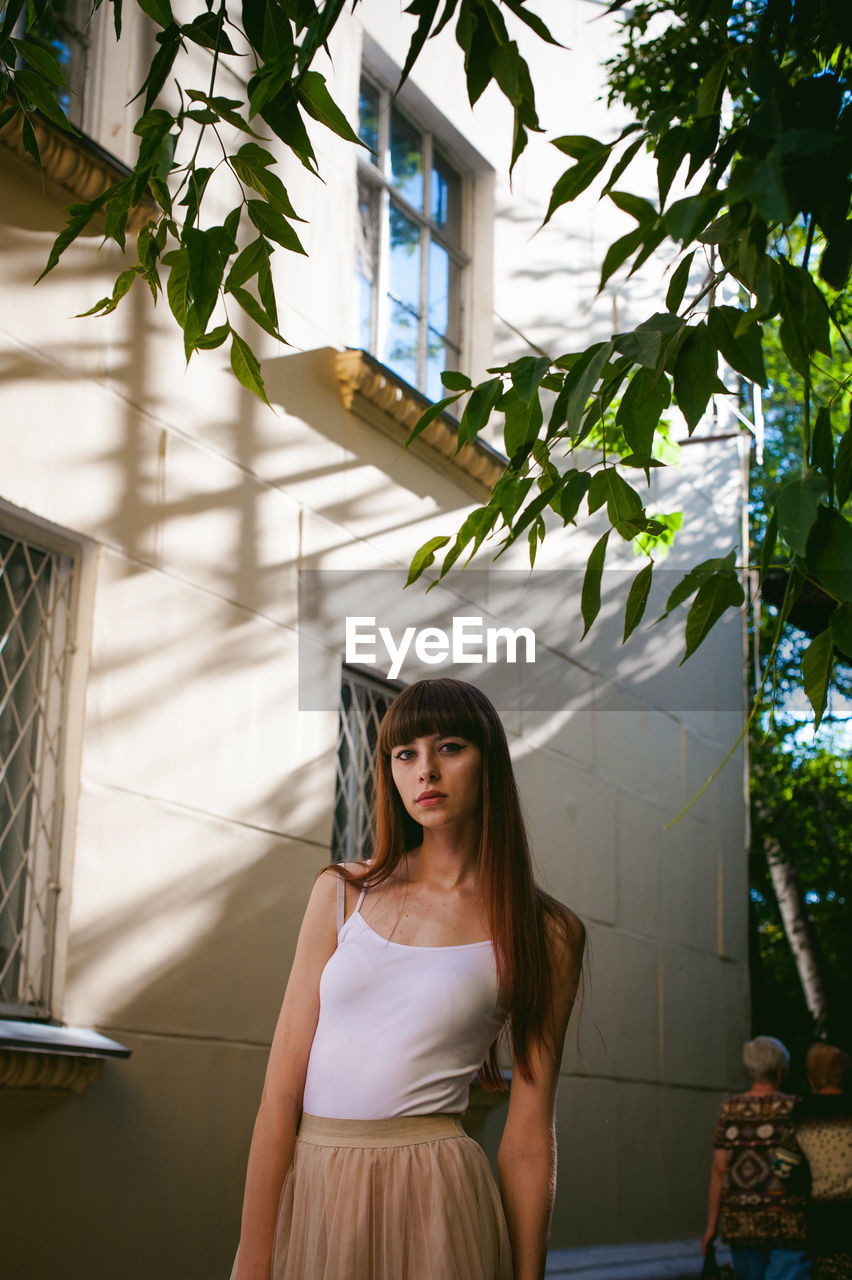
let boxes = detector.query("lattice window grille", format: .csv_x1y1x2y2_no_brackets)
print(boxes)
331,670,397,864
0,532,74,1015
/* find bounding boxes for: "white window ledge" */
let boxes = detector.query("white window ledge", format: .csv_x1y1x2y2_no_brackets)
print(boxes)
0,97,156,231
334,348,506,499
0,1019,131,1096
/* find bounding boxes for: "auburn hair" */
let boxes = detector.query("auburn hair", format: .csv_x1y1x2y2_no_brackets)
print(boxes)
332,676,581,1083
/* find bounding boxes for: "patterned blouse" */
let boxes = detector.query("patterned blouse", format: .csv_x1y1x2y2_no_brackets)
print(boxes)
713,1091,807,1247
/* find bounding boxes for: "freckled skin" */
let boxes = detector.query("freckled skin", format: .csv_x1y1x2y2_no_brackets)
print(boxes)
390,733,482,833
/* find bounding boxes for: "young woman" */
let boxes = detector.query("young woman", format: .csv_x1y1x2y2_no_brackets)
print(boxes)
231,677,585,1280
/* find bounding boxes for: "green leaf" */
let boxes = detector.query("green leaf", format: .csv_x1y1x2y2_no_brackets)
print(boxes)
665,251,695,314
776,473,827,556
136,0,174,25
10,36,67,86
163,247,189,326
246,199,306,254
658,550,736,621
672,323,725,434
760,509,778,581
810,406,834,502
406,535,451,586
15,68,75,131
182,12,237,54
836,425,852,508
193,323,230,350
458,377,502,449
801,628,834,730
599,227,645,289
805,506,852,603
229,285,282,339
76,266,137,316
406,394,463,446
510,355,551,404
502,390,542,460
664,191,724,244
557,342,615,439
37,193,109,280
230,331,270,405
623,562,653,642
830,603,852,659
544,146,610,224
183,224,235,335
230,146,302,220
558,471,591,525
616,366,671,459
225,236,266,291
655,124,689,209
441,370,472,391
581,530,610,639
134,24,181,111
682,569,744,662
608,190,657,224
706,306,767,387
298,69,361,144
20,114,40,167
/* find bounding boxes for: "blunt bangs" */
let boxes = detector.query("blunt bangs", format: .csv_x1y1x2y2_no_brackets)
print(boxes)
377,678,490,756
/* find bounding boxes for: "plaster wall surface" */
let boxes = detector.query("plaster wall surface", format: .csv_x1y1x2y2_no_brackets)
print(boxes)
0,2,750,1274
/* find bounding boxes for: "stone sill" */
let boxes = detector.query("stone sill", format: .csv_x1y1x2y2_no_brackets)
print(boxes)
0,100,156,231
334,349,506,499
0,1018,131,1097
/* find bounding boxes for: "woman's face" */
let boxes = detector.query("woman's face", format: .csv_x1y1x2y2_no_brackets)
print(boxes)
389,731,482,831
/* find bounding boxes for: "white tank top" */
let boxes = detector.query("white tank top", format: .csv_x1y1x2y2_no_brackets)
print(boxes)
301,879,506,1119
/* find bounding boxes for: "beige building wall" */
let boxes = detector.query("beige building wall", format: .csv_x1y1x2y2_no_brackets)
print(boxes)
0,3,749,1277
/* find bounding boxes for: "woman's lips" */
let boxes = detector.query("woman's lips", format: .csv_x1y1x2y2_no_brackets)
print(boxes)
416,791,447,805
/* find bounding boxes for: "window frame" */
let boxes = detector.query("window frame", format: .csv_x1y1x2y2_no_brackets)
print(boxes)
0,502,94,1022
354,69,471,400
331,666,403,865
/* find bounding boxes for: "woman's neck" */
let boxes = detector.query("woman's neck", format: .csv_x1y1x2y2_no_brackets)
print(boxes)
410,827,480,888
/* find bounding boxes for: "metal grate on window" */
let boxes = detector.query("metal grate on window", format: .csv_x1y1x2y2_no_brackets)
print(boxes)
0,532,74,1015
331,669,398,864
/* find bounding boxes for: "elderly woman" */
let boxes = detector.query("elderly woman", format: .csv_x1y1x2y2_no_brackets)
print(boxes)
702,1036,809,1280
776,1044,852,1280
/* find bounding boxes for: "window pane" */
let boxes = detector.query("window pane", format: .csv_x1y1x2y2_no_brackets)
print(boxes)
389,109,424,209
427,240,450,337
384,300,419,388
425,335,460,404
358,77,380,157
388,204,421,312
354,178,380,349
430,151,461,240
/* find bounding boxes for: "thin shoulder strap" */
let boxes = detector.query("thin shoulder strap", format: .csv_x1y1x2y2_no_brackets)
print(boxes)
336,873,345,933
354,882,369,915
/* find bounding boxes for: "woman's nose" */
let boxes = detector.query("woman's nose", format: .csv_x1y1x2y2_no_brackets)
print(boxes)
418,754,438,780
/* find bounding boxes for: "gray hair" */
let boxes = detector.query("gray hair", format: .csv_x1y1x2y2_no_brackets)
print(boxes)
743,1036,790,1082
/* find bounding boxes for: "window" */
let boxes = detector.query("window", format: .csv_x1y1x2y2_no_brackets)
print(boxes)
354,73,466,402
20,0,93,129
0,528,76,1016
331,668,398,863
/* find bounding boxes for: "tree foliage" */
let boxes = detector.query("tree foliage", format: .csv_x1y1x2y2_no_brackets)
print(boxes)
409,0,852,723
3,0,852,718
0,0,552,405
750,723,852,1059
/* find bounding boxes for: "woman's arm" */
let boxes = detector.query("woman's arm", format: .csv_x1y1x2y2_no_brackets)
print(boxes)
233,868,340,1280
497,910,585,1280
701,1148,730,1253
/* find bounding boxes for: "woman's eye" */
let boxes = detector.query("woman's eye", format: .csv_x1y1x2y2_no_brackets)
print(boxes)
394,749,414,761
439,741,463,753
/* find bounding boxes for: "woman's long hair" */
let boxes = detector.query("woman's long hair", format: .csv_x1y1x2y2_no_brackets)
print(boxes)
333,676,580,1084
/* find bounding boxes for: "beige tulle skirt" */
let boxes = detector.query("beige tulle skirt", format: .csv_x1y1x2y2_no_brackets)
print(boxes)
241,1112,514,1280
